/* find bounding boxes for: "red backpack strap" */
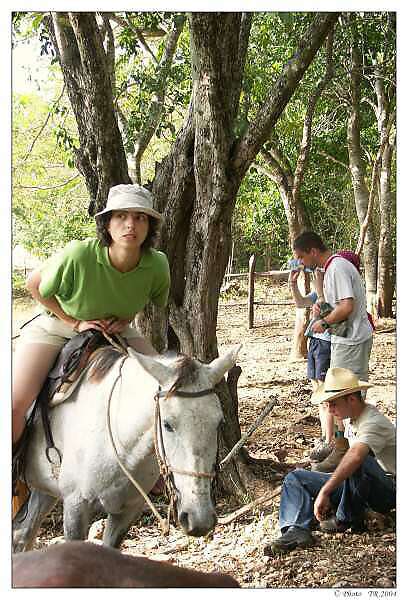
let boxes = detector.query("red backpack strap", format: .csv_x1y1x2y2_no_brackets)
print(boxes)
323,254,341,272
367,312,376,331
324,252,360,272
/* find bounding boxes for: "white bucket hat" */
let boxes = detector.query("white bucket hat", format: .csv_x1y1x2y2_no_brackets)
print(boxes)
94,184,162,220
311,367,373,405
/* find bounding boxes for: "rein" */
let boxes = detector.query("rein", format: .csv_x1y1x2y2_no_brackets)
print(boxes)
106,354,217,536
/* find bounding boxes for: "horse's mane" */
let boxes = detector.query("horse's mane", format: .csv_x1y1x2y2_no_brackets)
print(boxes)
167,355,200,392
88,347,200,389
88,346,124,382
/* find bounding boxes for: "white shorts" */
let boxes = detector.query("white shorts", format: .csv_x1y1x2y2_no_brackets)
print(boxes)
18,314,143,348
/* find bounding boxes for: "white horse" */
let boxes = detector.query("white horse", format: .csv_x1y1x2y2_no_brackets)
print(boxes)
13,345,240,551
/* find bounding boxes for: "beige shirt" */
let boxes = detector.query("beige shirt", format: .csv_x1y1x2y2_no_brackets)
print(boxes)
345,404,396,475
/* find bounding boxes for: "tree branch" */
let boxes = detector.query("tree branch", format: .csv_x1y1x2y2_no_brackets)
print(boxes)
355,110,396,256
109,13,159,64
132,14,186,183
259,149,293,197
317,150,349,170
267,130,293,174
232,12,339,179
293,28,334,197
22,85,66,163
16,173,81,190
219,397,278,468
218,487,282,525
230,13,253,115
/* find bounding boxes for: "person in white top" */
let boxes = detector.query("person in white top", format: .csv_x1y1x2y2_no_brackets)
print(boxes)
292,231,373,472
288,267,334,462
264,368,395,556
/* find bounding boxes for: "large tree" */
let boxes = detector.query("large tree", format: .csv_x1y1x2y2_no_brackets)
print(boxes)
257,29,334,360
44,11,338,495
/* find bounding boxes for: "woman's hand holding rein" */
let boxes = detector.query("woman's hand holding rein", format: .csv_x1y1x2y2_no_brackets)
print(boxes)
73,318,132,334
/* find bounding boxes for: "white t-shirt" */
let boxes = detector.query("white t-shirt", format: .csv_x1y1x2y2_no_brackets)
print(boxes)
323,257,372,345
345,404,396,475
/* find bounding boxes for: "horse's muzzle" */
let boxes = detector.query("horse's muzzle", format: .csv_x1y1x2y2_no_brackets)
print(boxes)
178,509,217,537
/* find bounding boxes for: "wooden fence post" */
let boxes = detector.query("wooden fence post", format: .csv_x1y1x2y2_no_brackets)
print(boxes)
248,254,256,329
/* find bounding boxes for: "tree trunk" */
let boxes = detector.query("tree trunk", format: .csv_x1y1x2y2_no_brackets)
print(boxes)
347,43,378,314
46,12,131,211
373,62,396,318
377,140,395,317
152,13,249,496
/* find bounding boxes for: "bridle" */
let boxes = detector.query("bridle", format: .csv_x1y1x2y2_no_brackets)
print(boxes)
106,355,219,535
153,385,219,526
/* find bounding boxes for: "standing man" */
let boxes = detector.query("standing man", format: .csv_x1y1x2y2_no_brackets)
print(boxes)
292,232,373,471
264,368,395,555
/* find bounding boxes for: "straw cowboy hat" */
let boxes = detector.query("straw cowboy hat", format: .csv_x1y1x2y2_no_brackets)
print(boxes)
94,184,162,220
311,367,373,405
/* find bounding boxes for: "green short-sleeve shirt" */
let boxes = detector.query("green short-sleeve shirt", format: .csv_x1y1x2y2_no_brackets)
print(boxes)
39,238,170,321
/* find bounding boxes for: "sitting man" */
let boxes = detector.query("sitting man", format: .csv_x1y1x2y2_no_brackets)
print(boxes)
265,367,396,555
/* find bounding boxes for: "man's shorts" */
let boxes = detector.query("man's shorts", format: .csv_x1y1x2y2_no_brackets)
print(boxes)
307,337,331,381
18,313,142,348
330,337,373,381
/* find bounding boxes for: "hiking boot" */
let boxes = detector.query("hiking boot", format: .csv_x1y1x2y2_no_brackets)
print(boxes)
311,437,349,473
320,515,366,534
309,439,335,462
264,526,314,556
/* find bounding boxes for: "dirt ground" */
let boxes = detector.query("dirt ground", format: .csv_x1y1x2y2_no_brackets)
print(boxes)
12,281,397,590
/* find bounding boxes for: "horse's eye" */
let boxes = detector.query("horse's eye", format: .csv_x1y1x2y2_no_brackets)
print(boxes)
164,421,174,432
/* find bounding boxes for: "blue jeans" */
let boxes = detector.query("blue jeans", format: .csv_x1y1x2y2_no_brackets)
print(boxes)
279,456,395,532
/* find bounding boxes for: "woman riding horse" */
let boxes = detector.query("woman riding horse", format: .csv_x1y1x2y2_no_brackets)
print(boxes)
12,184,170,507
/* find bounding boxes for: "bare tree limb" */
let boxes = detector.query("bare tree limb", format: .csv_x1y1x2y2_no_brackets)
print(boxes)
232,12,339,179
15,174,81,190
218,487,282,525
220,397,278,468
317,150,349,170
267,130,293,174
22,85,66,163
355,110,395,256
293,28,334,199
132,14,186,183
109,13,159,64
259,149,293,199
100,13,116,93
230,13,253,115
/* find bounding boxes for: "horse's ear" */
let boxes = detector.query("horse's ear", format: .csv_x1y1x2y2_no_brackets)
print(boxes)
205,344,242,385
127,348,174,386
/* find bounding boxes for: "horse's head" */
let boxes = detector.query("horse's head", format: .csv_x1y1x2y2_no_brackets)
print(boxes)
128,346,241,537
